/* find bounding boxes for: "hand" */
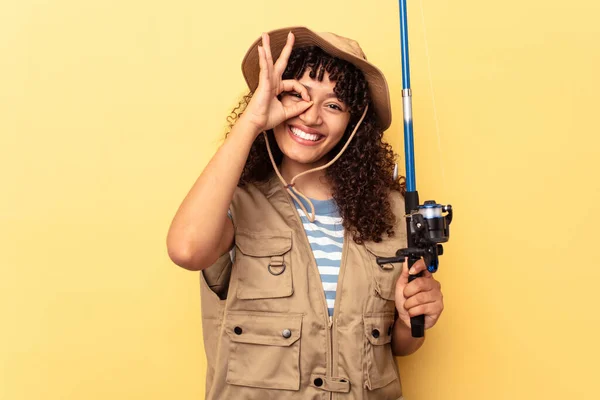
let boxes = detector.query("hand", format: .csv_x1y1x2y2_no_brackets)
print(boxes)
242,32,313,133
395,258,444,330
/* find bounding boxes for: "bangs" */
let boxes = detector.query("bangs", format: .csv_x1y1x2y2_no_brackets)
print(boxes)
282,46,369,117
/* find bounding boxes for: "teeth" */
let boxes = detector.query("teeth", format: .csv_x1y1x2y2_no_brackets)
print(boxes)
290,126,321,141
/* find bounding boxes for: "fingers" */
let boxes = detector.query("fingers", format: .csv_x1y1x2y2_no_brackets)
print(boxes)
403,289,441,310
408,258,427,276
274,32,295,76
262,33,274,68
257,33,275,89
406,301,444,318
257,45,270,85
407,259,432,280
400,258,410,279
283,99,314,120
398,257,444,330
280,80,310,101
403,273,441,298
395,259,410,291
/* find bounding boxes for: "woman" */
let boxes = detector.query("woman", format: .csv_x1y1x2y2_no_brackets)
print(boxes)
167,26,444,400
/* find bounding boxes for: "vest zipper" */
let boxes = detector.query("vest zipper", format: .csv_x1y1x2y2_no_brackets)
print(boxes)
328,318,333,400
283,194,336,395
330,230,348,400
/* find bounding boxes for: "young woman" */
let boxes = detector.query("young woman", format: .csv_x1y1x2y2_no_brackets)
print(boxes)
167,26,444,400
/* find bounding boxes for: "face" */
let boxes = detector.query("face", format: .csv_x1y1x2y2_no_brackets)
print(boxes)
273,70,351,166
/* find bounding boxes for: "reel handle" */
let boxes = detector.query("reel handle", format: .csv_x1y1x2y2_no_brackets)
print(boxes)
375,256,405,265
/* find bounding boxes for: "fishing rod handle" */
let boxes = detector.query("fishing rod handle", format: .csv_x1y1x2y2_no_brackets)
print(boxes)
408,270,425,338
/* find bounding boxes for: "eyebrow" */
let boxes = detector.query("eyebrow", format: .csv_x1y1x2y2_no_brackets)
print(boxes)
300,83,340,100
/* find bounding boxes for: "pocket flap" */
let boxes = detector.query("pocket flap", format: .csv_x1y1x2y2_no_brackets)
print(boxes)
225,311,302,347
235,230,292,257
364,238,405,301
363,313,395,346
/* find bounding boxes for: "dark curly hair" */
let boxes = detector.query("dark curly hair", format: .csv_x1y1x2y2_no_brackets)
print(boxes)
226,46,405,243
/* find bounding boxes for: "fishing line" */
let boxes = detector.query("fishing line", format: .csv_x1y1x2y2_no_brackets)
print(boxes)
419,0,447,189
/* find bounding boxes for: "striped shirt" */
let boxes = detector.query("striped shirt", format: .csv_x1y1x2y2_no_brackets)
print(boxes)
294,197,344,317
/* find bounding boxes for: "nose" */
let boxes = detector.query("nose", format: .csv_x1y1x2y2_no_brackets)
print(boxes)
298,103,322,126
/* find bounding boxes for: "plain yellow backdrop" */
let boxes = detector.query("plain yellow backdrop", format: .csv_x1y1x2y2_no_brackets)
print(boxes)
2,0,599,399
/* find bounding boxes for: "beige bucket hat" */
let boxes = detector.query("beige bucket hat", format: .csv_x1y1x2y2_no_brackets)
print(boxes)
241,26,392,130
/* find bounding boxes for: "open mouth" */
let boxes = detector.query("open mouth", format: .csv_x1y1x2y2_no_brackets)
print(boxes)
288,125,325,145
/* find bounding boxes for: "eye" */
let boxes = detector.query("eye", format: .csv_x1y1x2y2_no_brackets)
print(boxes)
327,104,343,111
285,91,302,98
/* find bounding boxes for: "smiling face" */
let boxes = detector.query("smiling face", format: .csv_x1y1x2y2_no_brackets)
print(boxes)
272,70,351,167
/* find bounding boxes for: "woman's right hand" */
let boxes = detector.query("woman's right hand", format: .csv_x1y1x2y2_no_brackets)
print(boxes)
241,32,313,134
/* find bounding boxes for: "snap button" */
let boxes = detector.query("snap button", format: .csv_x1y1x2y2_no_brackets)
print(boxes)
282,329,292,339
314,378,323,387
371,329,380,338
234,326,243,335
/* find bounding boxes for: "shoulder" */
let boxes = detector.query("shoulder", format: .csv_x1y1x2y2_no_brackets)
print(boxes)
387,189,405,222
232,174,281,204
388,189,405,209
230,175,291,230
231,182,274,214
383,189,407,243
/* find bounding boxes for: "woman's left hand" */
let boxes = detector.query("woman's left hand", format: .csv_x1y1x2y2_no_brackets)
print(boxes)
395,258,444,331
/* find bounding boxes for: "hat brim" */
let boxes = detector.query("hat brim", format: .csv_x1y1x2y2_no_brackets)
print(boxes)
241,26,392,130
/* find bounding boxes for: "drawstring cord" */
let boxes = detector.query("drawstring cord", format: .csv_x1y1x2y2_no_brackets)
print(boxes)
264,105,369,222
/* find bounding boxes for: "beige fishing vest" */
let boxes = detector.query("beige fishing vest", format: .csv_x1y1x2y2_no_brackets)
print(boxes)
200,174,407,400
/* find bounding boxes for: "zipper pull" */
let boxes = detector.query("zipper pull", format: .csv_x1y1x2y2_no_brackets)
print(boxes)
328,318,333,329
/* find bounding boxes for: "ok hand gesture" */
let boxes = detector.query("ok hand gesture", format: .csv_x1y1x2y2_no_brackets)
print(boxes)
242,32,313,134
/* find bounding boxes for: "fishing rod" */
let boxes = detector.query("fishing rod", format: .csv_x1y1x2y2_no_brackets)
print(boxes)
377,0,454,338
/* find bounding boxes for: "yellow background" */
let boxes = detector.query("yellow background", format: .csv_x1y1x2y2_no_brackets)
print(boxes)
2,0,599,399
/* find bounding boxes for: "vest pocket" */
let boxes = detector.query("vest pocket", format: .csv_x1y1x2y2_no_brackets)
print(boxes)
234,229,293,300
225,311,302,391
363,313,397,390
364,240,404,301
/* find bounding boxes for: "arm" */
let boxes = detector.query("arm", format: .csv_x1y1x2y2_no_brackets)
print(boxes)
166,32,312,271
166,118,259,271
391,318,425,356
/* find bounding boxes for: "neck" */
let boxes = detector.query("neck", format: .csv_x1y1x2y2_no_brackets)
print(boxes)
280,157,333,200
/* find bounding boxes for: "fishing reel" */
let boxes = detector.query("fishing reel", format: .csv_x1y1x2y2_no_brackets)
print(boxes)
376,200,453,272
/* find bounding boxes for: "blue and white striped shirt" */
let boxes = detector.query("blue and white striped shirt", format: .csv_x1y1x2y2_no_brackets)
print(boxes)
294,197,344,317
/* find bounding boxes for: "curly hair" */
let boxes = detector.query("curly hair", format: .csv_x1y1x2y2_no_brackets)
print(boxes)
226,46,405,243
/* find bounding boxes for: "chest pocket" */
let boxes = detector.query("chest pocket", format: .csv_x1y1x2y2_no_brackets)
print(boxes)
364,238,405,301
234,229,293,300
